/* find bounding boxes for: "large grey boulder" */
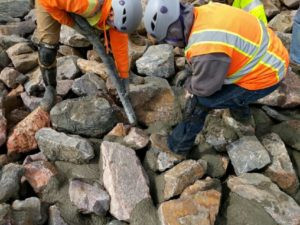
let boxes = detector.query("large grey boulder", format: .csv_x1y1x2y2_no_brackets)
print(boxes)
228,173,300,225
60,25,90,48
101,141,150,221
50,96,117,137
271,120,300,151
136,44,175,78
226,136,271,175
57,56,80,80
0,0,32,18
35,128,95,164
69,179,110,216
0,163,24,203
262,133,299,195
129,76,182,126
72,73,106,96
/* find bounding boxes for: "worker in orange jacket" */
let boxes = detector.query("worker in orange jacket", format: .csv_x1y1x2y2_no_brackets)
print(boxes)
34,0,143,110
144,0,289,156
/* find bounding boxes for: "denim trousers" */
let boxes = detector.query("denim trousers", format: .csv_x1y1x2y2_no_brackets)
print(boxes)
167,83,279,154
290,7,300,64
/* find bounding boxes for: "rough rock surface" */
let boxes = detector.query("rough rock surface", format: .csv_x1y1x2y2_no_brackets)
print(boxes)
0,163,24,203
72,73,106,96
0,0,32,18
159,190,221,225
48,205,68,225
269,10,297,33
271,120,300,151
0,109,6,148
50,96,117,137
24,67,44,95
136,44,175,78
101,141,150,221
123,127,149,150
57,55,80,80
20,92,42,111
228,173,300,225
262,133,299,195
226,136,271,175
59,25,90,48
0,67,24,88
7,107,50,155
36,128,95,164
129,76,182,126
69,179,110,215
77,59,108,80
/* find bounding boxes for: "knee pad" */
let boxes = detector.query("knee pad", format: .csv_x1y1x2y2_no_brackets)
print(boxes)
38,44,57,68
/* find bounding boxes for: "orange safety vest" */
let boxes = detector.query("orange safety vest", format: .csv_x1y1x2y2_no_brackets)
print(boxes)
39,0,129,78
185,3,289,90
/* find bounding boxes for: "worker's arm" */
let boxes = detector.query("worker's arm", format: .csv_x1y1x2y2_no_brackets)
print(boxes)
184,53,231,96
109,28,129,79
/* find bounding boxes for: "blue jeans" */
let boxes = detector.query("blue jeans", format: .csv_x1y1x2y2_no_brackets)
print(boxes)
167,83,279,154
290,7,300,64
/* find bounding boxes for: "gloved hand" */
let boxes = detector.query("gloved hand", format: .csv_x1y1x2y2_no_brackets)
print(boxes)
174,67,192,87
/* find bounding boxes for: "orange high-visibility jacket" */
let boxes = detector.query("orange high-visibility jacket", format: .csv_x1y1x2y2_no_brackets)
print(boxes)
185,3,289,90
38,0,129,78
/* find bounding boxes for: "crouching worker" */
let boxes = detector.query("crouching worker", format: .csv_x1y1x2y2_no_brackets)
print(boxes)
144,0,289,156
34,0,143,110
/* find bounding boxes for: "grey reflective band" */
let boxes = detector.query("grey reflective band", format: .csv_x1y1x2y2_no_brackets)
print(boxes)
186,30,259,57
225,20,269,83
243,0,262,12
260,52,286,80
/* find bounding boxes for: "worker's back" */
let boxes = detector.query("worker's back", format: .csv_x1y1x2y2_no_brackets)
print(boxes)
185,3,289,90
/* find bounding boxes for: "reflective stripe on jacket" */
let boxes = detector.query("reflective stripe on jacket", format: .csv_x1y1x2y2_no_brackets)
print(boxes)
232,0,267,25
38,0,129,78
185,3,289,90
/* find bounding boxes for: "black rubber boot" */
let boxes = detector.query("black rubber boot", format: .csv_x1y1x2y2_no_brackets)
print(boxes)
40,67,57,112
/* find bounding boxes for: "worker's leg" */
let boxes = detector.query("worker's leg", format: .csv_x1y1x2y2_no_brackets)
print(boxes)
167,83,279,155
34,0,61,111
290,7,300,66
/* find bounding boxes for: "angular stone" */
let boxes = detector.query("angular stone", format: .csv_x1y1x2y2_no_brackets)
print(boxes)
69,179,110,215
7,109,29,131
252,107,275,136
87,49,102,62
158,160,206,201
0,203,13,225
12,197,44,225
222,109,255,137
279,70,300,108
23,152,47,164
77,59,108,80
271,120,300,151
56,80,73,96
144,147,183,173
276,32,292,51
136,44,175,78
269,10,297,33
58,45,81,57
6,42,33,58
204,112,238,151
262,133,299,195
7,107,50,155
0,163,24,203
49,205,68,225
24,67,44,95
0,67,24,88
24,160,57,193
128,40,147,67
0,35,27,50
36,128,95,164
59,25,90,48
20,92,42,111
227,173,300,225
9,52,38,74
0,46,10,69
101,141,150,221
123,127,149,150
50,96,116,137
226,136,271,175
0,109,6,148
130,198,159,225
72,73,106,96
181,177,222,196
0,0,32,18
57,56,80,80
159,190,221,225
262,0,280,17
129,76,182,126
225,192,278,225
280,0,299,8
0,20,35,37
107,123,129,137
